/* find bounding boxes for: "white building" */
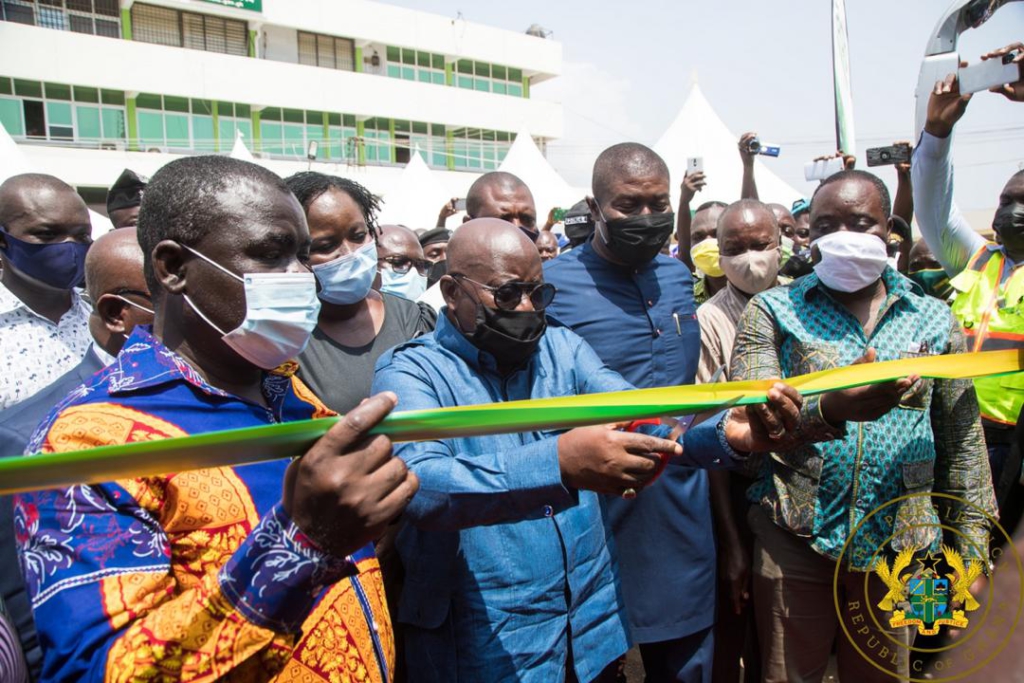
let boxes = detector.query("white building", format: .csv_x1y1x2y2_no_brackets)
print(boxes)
0,0,563,217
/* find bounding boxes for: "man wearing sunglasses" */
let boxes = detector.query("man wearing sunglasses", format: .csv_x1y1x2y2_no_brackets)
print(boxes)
543,142,717,682
372,217,803,682
376,224,431,301
0,226,152,680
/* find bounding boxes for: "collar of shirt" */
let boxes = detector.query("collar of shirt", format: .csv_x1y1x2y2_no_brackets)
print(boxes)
108,326,292,416
576,239,656,275
0,281,86,319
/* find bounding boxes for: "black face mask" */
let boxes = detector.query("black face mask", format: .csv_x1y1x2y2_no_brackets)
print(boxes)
600,211,675,266
779,246,814,279
994,203,1024,256
427,259,448,289
471,304,547,368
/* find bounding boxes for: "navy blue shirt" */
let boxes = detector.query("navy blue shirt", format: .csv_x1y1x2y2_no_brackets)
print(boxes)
544,241,714,642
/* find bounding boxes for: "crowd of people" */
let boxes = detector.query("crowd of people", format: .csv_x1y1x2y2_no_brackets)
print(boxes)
0,46,1021,683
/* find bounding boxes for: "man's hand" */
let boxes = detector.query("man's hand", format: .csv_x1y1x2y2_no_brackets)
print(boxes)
437,198,459,227
724,382,803,453
544,207,559,232
982,42,1024,102
558,424,682,495
721,542,751,615
282,392,420,558
894,140,913,176
925,73,973,138
820,348,920,424
738,131,758,167
681,171,706,205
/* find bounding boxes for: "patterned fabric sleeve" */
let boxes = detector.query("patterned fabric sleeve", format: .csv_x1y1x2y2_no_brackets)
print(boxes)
15,403,355,683
931,322,998,563
730,296,846,447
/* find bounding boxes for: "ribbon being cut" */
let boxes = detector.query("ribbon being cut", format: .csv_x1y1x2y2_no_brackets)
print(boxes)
1,349,1022,496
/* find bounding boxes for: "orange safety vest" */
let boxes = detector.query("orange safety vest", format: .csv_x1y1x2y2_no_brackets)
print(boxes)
950,245,1024,425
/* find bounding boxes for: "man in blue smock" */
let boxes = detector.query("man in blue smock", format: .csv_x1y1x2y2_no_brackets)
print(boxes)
544,143,715,681
372,218,802,682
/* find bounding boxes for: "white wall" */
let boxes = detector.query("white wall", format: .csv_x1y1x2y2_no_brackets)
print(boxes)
262,24,298,64
0,23,563,138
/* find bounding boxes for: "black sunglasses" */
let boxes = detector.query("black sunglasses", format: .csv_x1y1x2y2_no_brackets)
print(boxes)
379,255,429,276
451,273,556,311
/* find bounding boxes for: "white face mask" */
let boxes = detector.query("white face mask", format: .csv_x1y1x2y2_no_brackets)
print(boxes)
812,231,889,293
312,241,378,305
719,247,781,296
182,245,321,370
380,266,427,301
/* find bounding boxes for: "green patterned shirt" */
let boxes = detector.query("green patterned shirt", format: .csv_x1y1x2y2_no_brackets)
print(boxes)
730,267,996,570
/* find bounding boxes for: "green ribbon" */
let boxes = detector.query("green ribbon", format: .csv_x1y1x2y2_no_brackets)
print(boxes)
1,349,1021,495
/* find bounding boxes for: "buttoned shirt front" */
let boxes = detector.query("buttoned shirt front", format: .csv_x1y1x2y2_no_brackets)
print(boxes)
0,282,92,411
543,242,715,642
372,313,734,681
731,268,996,569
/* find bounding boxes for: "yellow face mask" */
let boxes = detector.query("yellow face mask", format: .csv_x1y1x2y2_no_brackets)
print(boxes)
690,238,724,278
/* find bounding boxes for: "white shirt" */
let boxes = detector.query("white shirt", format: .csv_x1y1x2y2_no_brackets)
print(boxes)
417,281,446,313
0,282,93,411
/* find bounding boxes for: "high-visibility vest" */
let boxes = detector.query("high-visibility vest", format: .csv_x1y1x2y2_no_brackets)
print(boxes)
950,245,1024,425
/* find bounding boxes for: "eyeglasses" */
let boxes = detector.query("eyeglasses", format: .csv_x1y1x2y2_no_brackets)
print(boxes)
379,255,429,276
451,273,556,311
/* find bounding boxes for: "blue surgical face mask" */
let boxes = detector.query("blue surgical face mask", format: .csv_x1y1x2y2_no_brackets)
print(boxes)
312,241,378,305
380,266,427,301
0,226,90,290
181,245,320,370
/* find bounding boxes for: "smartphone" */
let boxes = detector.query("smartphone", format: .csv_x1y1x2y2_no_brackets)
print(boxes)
804,157,845,182
866,144,912,167
687,157,704,174
553,207,567,222
958,53,1021,95
454,198,467,212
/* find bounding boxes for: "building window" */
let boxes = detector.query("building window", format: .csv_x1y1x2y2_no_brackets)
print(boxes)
0,76,125,146
455,59,524,97
449,127,510,170
137,94,229,152
1,0,120,37
384,46,445,86
298,31,354,72
259,108,355,161
131,3,248,56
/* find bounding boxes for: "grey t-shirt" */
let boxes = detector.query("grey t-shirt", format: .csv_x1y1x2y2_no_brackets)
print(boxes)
297,293,436,414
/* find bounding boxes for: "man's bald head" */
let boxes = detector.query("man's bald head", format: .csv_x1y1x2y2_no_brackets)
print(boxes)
591,143,669,205
83,227,153,357
85,227,148,303
378,224,425,262
0,173,84,225
465,172,538,237
447,218,540,280
717,199,780,259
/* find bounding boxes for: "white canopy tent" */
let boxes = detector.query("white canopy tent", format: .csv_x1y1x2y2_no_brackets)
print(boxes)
0,121,114,237
499,128,585,230
654,83,802,212
228,129,256,162
377,149,452,229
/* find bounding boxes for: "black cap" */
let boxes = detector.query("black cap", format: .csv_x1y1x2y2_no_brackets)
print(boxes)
563,200,595,246
418,227,452,247
106,169,147,213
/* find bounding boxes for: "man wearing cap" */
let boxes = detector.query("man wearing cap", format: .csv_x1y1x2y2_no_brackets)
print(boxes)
563,200,595,249
419,226,450,265
105,168,147,229
0,173,94,411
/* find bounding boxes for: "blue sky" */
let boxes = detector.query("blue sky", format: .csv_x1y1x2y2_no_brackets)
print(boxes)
384,0,1023,210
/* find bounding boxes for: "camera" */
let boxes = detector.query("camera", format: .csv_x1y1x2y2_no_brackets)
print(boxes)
866,144,912,167
746,137,781,157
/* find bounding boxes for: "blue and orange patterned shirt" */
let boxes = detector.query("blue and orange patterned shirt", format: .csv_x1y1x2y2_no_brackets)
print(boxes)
14,328,393,682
